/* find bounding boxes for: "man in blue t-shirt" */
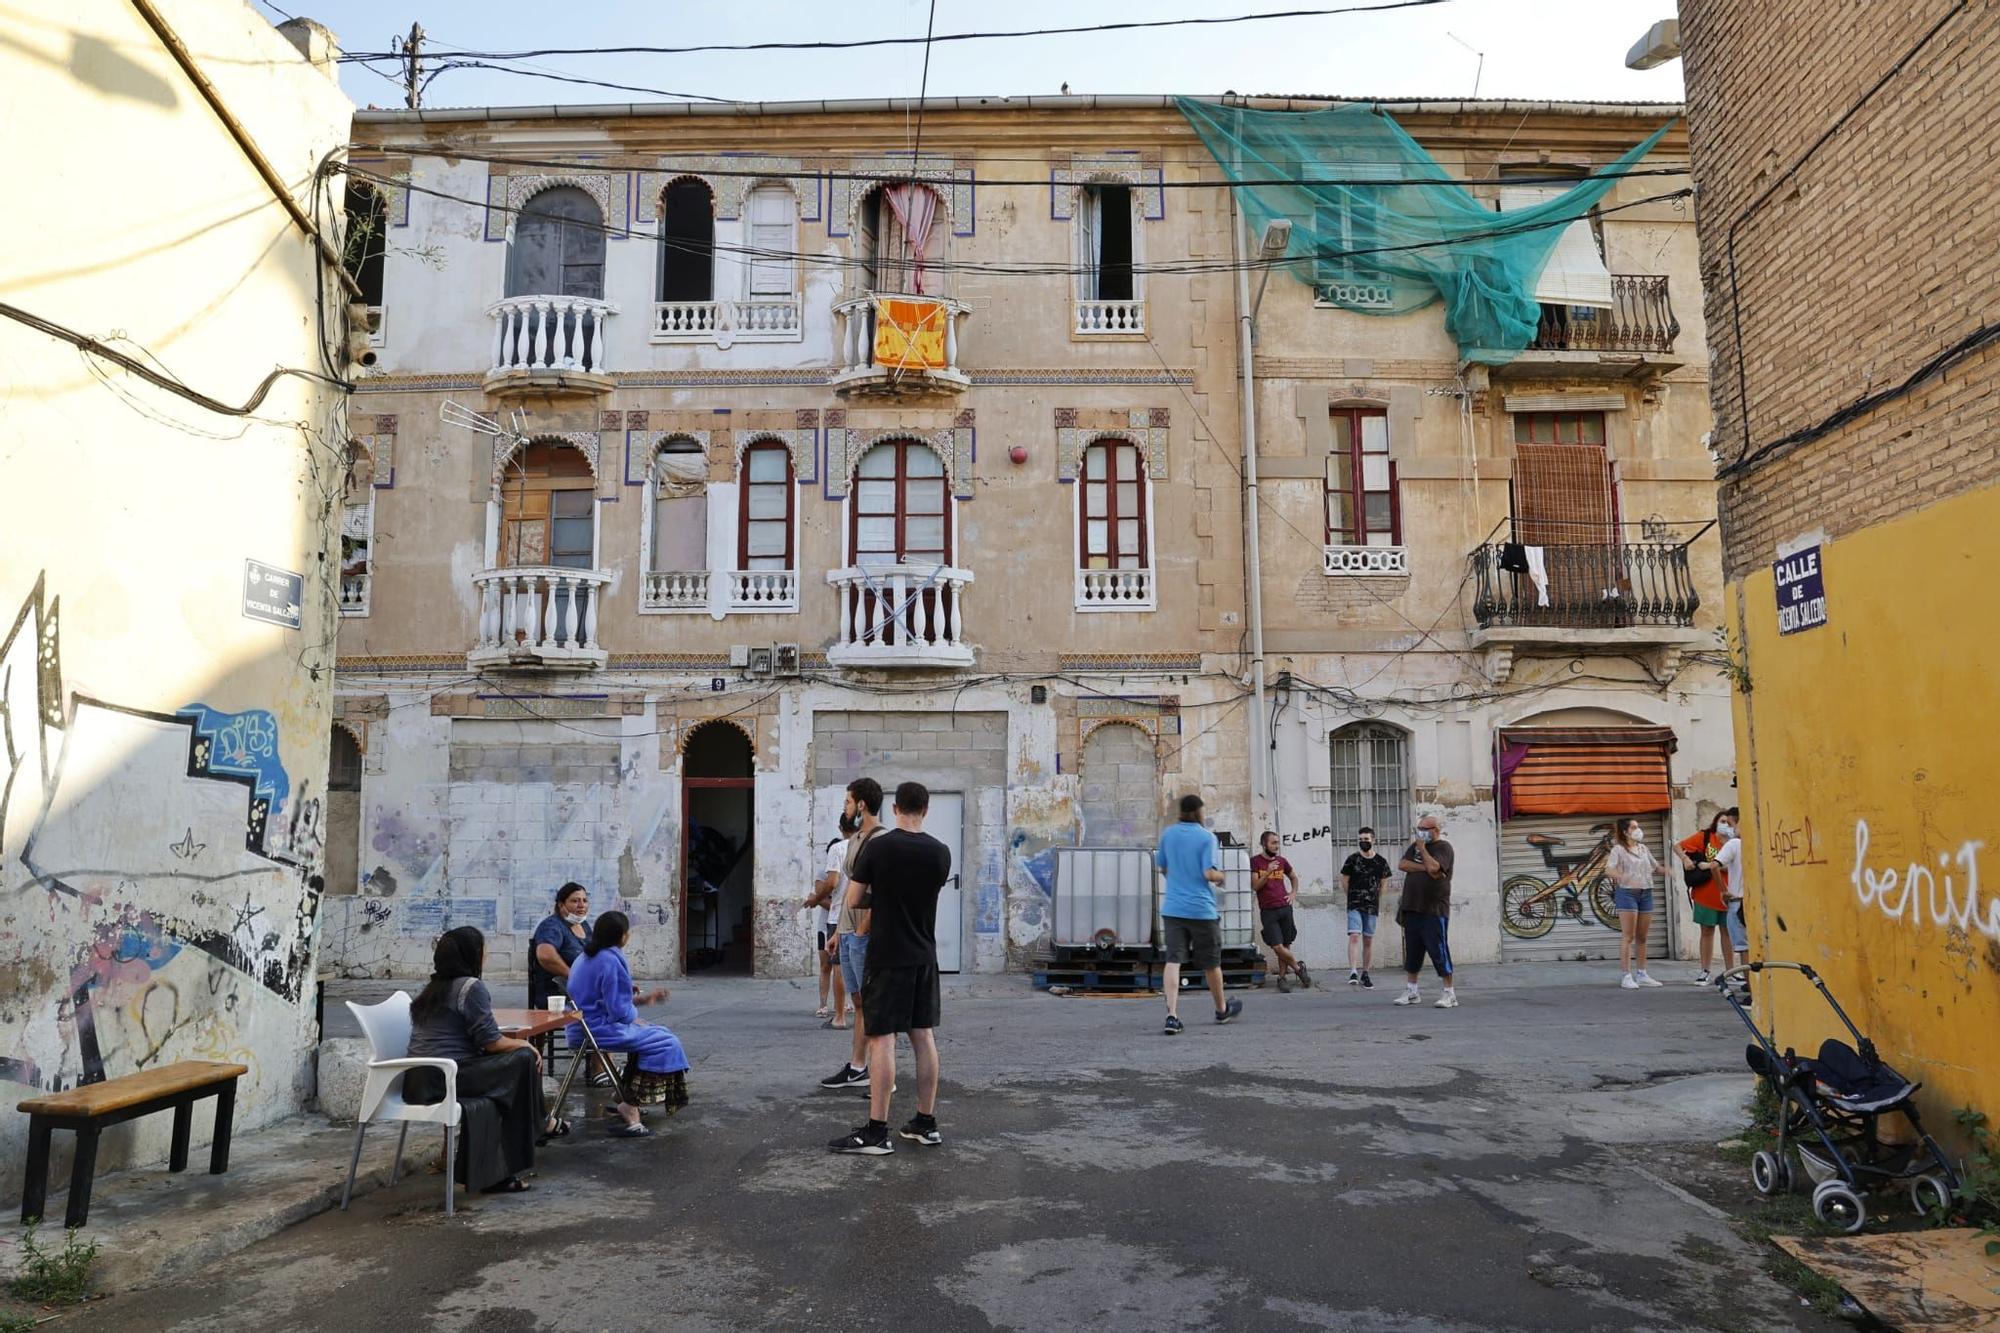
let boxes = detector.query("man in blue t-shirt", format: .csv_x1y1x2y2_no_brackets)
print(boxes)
1154,793,1243,1035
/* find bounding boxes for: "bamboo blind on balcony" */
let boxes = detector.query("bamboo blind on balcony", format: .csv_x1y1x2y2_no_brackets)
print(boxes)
1514,444,1615,546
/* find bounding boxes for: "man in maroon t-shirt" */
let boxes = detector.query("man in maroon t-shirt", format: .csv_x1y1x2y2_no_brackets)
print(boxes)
1251,832,1311,991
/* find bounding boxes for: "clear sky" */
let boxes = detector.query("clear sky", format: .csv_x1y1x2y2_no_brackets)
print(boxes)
257,1,1684,112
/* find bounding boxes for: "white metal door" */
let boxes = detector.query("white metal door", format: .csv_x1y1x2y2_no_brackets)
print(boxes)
928,792,963,973
1497,812,1670,962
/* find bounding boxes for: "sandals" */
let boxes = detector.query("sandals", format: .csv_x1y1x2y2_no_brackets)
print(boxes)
480,1176,533,1194
606,1120,652,1139
587,1070,614,1089
815,1005,831,1019
537,1117,573,1145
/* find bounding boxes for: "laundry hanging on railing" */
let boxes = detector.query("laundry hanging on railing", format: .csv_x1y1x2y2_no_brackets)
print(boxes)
883,183,939,296
1176,98,1675,363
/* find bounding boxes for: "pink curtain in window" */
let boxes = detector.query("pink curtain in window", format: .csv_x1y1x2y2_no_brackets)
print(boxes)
883,183,939,296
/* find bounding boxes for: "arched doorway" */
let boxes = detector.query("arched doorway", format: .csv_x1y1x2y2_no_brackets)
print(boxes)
326,725,363,894
1079,723,1156,847
682,721,755,974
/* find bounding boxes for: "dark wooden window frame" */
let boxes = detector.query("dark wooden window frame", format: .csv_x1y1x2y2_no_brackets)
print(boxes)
1325,406,1402,545
1077,438,1150,571
847,440,953,565
736,441,796,571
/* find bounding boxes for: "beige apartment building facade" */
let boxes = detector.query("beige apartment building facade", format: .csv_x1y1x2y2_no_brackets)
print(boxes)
325,94,1733,982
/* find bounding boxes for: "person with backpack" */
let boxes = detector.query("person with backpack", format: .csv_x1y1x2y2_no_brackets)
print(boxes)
1677,807,1739,984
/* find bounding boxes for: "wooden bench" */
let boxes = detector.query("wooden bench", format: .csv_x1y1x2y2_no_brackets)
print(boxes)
18,1060,248,1228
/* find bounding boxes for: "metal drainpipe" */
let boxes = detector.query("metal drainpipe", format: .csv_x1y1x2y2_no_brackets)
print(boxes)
1230,195,1270,832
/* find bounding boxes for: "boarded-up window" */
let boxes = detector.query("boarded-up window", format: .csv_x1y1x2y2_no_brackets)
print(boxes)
1079,722,1156,848
1329,723,1408,849
650,439,707,573
501,442,595,568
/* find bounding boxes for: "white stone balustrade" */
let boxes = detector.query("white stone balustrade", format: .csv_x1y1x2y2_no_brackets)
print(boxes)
1073,299,1145,335
641,570,710,611
487,295,616,379
726,569,798,612
470,566,612,668
1074,567,1155,611
826,563,975,668
1322,545,1410,576
831,294,970,394
339,573,370,616
651,299,803,344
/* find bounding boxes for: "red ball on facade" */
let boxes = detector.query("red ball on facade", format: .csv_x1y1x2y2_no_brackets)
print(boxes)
1008,445,1028,464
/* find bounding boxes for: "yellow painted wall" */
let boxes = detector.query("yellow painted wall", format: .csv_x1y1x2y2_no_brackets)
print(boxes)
1731,482,2000,1136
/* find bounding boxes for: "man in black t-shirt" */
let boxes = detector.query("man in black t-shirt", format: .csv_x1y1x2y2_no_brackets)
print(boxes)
829,780,953,1156
1339,826,1392,988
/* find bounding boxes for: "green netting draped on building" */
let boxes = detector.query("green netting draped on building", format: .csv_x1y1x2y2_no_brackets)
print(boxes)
1176,97,1675,364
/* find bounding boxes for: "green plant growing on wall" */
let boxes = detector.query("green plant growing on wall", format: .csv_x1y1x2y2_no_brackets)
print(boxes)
1711,625,1752,695
1948,1107,2000,1253
7,1224,97,1304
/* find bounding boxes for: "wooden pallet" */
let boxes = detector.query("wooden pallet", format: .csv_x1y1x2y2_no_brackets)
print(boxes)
1035,968,1161,992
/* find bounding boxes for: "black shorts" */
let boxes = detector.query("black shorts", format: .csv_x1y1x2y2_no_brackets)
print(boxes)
816,929,829,951
1163,915,1222,968
1400,912,1454,979
861,963,941,1034
1259,905,1298,948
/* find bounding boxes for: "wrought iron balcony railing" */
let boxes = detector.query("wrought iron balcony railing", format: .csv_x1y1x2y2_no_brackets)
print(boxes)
1528,274,1679,354
1471,539,1699,630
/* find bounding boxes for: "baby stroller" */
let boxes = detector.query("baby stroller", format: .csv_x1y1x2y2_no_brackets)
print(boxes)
1722,961,1958,1233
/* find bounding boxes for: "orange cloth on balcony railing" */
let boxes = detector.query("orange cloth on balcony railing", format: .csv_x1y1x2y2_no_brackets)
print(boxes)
873,297,948,370
1500,727,1675,816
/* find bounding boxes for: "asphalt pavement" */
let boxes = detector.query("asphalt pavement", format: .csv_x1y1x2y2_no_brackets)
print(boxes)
63,962,1842,1332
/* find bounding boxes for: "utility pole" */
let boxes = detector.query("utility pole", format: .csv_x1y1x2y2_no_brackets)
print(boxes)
396,21,425,110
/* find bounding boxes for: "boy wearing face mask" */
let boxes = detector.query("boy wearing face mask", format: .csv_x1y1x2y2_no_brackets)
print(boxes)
1340,827,1390,987
1677,807,1739,984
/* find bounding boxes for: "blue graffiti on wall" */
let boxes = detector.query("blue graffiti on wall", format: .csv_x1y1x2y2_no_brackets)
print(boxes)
177,704,289,809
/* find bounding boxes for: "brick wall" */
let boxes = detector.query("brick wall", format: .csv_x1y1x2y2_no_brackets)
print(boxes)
809,710,1008,788
1078,722,1159,847
1682,0,2000,573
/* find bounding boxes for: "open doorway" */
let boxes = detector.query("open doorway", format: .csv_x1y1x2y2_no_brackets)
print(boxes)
682,721,755,974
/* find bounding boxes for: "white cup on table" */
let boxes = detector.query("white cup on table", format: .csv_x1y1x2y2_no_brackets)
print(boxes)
547,995,567,1013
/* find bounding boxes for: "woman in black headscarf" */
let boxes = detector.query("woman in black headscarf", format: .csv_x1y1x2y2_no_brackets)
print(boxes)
406,926,568,1195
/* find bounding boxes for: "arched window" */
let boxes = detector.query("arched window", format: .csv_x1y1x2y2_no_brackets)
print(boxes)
856,182,944,295
744,185,797,299
1079,438,1149,571
738,442,795,571
500,441,596,569
657,178,714,303
851,440,949,567
340,443,375,615
1329,723,1409,851
649,438,708,574
330,726,363,792
1079,182,1134,302
507,186,605,300
342,182,387,310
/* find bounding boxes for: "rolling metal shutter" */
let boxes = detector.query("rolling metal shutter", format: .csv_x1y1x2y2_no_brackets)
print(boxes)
1497,812,1669,962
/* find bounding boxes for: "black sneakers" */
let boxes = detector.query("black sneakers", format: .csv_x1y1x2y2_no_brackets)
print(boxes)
1163,1014,1184,1036
829,1122,894,1155
819,1063,869,1089
1360,971,1374,989
1215,998,1243,1024
899,1115,942,1147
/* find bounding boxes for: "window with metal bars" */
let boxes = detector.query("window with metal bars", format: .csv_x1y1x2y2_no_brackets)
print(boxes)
1328,723,1409,851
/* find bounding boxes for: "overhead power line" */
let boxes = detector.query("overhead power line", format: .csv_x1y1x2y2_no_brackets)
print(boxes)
342,160,1688,283
335,2,1449,64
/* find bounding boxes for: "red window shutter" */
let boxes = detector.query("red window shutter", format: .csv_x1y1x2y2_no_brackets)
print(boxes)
1499,727,1675,816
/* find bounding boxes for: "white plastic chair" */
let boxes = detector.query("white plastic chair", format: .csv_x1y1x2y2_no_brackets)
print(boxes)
339,991,462,1216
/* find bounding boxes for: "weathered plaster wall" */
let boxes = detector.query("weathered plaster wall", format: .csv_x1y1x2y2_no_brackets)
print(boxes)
0,0,352,1196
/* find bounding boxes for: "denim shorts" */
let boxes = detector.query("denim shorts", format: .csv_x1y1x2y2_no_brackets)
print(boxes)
1613,886,1656,914
1727,900,1749,952
1346,909,1378,937
838,932,868,995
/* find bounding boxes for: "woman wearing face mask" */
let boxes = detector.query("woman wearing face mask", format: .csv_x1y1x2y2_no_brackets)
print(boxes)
1607,818,1666,989
1676,809,1738,984
530,883,615,1087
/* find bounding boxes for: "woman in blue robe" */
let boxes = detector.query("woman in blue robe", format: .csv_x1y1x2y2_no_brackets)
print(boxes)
566,910,689,1137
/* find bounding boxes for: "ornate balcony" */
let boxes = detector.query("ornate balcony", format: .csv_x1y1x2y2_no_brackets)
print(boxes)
1075,567,1155,612
641,569,799,615
338,573,370,617
1074,299,1145,336
1323,545,1409,576
1467,538,1703,682
470,567,612,670
1475,275,1683,379
827,564,974,668
831,294,970,397
485,295,616,396
650,298,802,345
